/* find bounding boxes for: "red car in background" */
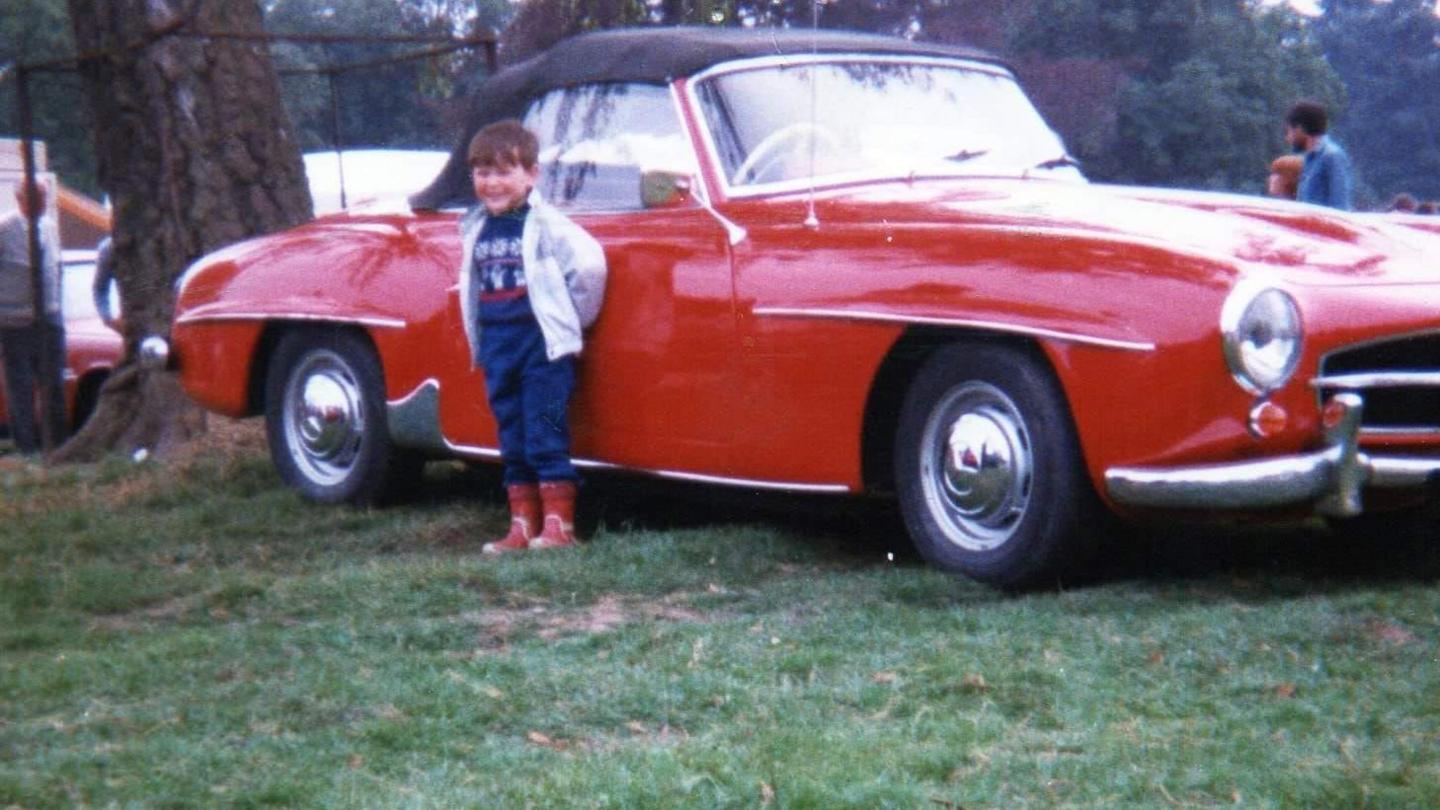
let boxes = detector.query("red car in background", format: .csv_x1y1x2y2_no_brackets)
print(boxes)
0,248,121,442
169,28,1440,587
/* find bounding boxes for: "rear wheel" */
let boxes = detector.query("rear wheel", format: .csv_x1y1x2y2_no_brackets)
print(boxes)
264,328,422,504
894,343,1097,589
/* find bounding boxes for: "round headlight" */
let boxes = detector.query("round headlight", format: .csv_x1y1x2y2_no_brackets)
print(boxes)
1221,284,1302,394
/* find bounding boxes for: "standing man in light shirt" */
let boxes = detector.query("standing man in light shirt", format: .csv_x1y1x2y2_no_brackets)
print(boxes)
1284,101,1354,211
0,179,65,454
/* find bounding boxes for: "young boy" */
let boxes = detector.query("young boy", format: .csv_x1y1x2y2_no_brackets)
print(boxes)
457,120,607,554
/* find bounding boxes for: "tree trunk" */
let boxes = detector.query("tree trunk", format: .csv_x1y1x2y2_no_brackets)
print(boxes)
54,0,311,463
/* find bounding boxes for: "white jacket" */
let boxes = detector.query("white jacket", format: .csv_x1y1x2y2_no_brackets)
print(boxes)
457,191,607,364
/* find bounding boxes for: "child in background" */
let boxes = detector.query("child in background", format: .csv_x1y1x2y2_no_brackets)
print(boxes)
456,120,607,553
1267,155,1303,200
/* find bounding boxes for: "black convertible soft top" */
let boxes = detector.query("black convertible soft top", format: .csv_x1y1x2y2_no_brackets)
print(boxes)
410,26,1006,209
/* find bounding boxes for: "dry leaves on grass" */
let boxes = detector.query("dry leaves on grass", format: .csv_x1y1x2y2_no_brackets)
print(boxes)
453,590,714,654
90,418,269,510
371,704,406,721
526,731,573,751
1364,618,1418,646
610,721,690,747
961,673,989,694
87,589,215,632
0,460,74,519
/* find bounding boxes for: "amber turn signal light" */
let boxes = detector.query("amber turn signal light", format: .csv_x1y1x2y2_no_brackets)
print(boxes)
1248,401,1288,438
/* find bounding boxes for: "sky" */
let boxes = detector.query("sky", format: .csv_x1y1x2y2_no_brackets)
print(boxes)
1266,0,1322,16
1271,0,1440,16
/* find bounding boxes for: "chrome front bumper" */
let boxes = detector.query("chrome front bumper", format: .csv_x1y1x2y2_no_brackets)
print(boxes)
1105,393,1440,517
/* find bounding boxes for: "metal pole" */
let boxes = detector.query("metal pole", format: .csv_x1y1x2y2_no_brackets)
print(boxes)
326,69,347,210
15,67,66,452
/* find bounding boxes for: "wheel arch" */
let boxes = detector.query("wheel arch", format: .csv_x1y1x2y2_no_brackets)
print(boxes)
246,320,384,416
860,327,1074,494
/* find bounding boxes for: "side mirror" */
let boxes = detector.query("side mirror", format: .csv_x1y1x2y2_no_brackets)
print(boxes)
640,169,693,209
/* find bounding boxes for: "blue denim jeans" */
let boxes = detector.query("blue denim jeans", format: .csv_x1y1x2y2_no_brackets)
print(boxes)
479,319,578,486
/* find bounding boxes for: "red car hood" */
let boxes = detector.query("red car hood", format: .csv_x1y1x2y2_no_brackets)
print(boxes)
811,179,1440,288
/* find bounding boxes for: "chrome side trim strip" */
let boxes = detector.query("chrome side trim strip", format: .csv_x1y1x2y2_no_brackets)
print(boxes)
608,466,851,494
175,311,407,329
1313,371,1440,389
443,438,851,493
752,306,1156,352
445,441,501,460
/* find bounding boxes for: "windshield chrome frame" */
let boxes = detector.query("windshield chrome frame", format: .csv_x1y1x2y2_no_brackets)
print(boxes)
684,53,1034,201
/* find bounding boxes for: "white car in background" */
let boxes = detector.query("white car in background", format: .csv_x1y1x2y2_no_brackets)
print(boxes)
302,149,449,215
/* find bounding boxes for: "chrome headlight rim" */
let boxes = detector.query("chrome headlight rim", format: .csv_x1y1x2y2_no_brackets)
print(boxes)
1221,281,1303,395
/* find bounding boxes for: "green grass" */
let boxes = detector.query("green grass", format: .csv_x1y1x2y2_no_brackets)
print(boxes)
3,423,1440,808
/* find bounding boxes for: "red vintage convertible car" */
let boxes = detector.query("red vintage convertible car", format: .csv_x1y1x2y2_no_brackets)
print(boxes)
171,28,1440,587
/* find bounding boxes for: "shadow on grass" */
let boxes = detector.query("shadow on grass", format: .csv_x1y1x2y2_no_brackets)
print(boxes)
422,462,1440,596
419,460,904,565
1093,515,1440,597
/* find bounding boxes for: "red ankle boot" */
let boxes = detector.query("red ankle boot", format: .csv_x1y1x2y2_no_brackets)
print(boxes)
482,483,540,554
531,481,578,549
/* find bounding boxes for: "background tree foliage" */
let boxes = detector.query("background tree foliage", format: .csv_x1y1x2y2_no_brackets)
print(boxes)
1318,0,1440,205
264,0,501,153
0,0,99,195
1012,0,1343,193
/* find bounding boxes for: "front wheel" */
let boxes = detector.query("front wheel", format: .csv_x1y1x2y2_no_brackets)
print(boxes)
264,328,422,504
894,343,1098,589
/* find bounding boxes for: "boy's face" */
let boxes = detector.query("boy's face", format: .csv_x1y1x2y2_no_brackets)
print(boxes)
471,160,539,215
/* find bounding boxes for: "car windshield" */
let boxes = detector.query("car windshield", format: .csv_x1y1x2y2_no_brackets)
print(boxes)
695,59,1084,190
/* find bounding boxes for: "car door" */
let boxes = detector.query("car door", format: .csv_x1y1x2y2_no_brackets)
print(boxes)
438,82,741,477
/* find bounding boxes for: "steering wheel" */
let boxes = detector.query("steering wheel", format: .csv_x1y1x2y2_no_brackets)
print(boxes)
731,122,843,186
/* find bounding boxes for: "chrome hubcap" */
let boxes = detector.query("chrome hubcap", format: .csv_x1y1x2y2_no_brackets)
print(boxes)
920,382,1032,551
283,350,364,486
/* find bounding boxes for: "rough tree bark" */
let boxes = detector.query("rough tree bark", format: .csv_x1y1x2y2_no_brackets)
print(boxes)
53,0,312,462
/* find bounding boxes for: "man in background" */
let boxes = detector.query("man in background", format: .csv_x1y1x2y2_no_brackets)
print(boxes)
1284,101,1354,210
0,179,65,454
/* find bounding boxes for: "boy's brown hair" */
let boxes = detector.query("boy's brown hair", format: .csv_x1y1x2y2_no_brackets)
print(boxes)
467,120,539,170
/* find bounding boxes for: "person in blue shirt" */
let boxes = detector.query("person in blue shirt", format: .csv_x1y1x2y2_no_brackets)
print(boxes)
1284,102,1354,211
